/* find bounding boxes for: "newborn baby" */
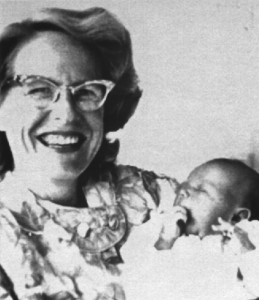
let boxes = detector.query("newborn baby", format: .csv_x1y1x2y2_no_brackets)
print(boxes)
155,158,259,249
121,159,259,300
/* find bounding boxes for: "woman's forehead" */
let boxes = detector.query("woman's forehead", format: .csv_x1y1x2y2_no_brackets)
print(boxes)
11,31,102,83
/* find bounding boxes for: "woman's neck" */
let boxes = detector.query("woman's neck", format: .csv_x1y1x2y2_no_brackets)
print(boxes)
11,170,79,206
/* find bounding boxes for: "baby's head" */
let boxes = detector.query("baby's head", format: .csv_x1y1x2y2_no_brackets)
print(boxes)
175,158,259,238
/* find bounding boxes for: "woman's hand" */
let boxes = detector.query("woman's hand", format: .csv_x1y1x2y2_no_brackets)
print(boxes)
154,205,188,250
212,217,255,254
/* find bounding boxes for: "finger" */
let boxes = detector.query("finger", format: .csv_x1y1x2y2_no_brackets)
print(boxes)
218,217,224,224
212,223,234,238
175,210,188,223
161,213,186,229
211,224,220,232
218,217,230,226
212,222,232,232
172,205,188,216
170,210,188,224
217,217,232,229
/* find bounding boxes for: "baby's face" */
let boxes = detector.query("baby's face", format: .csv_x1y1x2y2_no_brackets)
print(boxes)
175,163,236,238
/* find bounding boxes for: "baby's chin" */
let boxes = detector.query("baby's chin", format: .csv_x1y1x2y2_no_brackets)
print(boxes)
198,227,220,239
184,226,212,239
183,225,199,237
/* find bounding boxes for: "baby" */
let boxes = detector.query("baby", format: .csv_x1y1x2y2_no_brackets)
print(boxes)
121,159,259,299
156,158,259,249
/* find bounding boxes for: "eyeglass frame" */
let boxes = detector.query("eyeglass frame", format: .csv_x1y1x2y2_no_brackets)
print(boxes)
3,74,115,111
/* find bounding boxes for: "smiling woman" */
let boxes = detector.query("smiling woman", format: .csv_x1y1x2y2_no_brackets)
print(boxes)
0,31,106,203
0,7,178,300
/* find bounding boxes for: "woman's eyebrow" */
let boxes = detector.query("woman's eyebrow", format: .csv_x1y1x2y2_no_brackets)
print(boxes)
24,75,89,86
20,74,60,85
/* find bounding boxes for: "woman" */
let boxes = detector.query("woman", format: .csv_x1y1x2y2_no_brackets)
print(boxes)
0,7,177,300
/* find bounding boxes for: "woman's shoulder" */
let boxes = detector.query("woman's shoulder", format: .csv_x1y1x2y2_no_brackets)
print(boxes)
84,163,179,225
114,164,176,180
114,164,179,224
114,164,179,189
115,164,179,199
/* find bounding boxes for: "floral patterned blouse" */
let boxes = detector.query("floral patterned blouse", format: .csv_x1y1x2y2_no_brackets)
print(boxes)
0,164,178,300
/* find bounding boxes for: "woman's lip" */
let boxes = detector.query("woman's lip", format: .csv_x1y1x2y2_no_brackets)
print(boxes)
37,132,86,152
37,130,86,137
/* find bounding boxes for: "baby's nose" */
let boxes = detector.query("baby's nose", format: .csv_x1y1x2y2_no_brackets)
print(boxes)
175,186,189,205
178,188,189,200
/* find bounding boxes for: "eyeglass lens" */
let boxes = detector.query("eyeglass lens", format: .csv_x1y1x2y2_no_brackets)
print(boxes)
21,77,108,111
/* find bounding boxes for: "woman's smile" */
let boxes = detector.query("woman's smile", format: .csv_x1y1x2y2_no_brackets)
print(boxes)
0,31,104,185
38,131,87,152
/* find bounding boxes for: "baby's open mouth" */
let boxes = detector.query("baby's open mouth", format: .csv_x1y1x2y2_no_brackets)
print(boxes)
177,219,186,236
37,133,86,150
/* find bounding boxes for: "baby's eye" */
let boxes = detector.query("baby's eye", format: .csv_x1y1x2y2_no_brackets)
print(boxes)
193,186,206,193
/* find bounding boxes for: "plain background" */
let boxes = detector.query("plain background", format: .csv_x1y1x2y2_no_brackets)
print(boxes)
1,0,259,181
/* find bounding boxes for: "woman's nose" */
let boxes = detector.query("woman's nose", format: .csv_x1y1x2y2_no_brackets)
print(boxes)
51,89,79,122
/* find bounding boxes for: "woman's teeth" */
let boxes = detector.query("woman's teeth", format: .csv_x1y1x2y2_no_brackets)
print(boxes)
41,134,80,146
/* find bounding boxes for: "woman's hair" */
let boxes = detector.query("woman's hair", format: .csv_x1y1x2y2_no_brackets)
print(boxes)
0,7,142,175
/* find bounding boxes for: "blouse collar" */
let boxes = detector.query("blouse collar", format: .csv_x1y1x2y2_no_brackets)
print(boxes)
0,172,127,253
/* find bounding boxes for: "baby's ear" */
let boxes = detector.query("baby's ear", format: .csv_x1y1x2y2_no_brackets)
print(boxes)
231,207,251,225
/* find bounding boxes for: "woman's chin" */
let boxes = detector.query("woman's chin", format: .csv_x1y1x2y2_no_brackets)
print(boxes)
32,132,100,178
14,153,88,185
43,158,88,182
34,140,90,177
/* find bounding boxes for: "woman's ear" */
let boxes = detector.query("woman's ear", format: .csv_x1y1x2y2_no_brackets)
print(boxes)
230,207,251,225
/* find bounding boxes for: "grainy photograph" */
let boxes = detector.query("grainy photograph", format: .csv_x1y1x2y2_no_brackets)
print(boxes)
0,0,259,299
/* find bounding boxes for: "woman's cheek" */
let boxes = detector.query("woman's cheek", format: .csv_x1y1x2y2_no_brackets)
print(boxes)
88,108,104,129
85,109,104,140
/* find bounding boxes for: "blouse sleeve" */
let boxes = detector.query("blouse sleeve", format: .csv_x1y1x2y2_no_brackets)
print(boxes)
0,266,15,300
115,165,179,226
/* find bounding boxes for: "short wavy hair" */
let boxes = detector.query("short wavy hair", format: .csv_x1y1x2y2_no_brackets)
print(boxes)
0,7,142,176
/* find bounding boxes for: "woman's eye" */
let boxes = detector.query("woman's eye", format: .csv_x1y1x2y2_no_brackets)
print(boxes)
76,89,98,102
25,86,53,99
28,87,50,94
